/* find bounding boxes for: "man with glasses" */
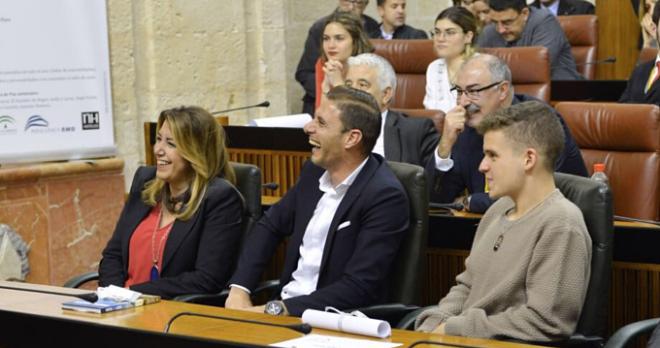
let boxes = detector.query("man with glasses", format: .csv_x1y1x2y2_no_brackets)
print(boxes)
295,0,379,115
368,0,428,40
430,54,587,213
476,0,581,80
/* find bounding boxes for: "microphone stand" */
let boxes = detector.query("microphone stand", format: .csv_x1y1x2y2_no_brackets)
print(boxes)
0,284,98,303
164,311,312,335
212,101,270,115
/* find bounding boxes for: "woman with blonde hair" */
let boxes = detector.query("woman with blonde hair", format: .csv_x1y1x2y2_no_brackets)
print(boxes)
424,6,478,111
316,11,374,110
98,106,242,298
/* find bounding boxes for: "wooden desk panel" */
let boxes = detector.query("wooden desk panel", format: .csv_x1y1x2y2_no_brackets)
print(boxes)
0,281,543,348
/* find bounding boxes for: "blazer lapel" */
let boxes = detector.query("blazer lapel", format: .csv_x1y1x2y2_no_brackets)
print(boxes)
383,111,402,162
160,208,200,271
318,156,379,272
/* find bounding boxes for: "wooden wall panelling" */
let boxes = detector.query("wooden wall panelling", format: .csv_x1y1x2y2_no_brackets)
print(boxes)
595,0,641,79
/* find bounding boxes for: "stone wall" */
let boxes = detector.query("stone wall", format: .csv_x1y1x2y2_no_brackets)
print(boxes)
107,0,452,189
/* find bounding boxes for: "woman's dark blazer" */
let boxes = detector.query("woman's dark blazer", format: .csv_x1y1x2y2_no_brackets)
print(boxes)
98,166,243,299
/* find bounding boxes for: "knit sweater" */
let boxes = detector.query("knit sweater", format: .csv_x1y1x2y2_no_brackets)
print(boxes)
416,190,592,342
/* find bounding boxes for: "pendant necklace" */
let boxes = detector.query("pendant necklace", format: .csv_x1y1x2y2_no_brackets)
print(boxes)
150,205,173,281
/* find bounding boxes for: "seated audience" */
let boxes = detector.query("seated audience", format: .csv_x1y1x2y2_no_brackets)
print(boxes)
316,12,374,111
455,0,492,26
471,0,493,26
98,106,243,299
477,0,582,80
424,6,478,112
530,0,595,16
225,86,409,317
430,54,587,213
345,53,439,165
416,101,592,343
641,0,659,48
368,0,427,39
296,0,379,115
621,3,660,104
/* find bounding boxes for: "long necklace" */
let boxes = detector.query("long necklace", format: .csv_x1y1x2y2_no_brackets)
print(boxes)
150,205,173,281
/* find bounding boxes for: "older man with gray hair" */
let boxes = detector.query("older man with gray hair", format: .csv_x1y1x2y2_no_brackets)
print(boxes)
430,53,587,213
345,53,438,166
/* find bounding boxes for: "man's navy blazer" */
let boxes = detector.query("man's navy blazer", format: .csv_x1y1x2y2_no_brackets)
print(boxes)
383,110,439,167
99,166,243,299
428,94,588,213
230,154,410,316
619,60,660,105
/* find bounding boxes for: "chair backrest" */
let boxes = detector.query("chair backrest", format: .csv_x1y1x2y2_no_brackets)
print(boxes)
371,39,437,110
480,46,551,102
386,161,428,305
556,102,660,221
229,162,262,238
557,15,598,80
554,172,613,338
371,40,551,109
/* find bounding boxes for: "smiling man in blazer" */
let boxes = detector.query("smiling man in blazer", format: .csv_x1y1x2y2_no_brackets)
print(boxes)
225,86,410,317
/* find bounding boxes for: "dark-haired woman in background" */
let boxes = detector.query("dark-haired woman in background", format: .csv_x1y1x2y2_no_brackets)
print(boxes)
316,11,374,110
98,106,243,299
424,7,478,112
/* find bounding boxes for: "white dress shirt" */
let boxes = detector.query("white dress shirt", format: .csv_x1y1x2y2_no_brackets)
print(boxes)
371,110,388,157
280,158,369,299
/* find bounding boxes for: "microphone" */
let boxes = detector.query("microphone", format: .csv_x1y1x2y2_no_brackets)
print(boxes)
429,202,465,211
164,311,312,335
575,56,616,66
0,284,98,303
408,340,481,348
212,101,270,115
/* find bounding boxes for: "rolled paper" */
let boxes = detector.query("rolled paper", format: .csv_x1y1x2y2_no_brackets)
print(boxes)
301,309,391,338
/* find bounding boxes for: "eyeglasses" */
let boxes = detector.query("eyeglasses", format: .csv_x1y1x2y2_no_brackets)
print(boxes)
451,81,503,99
430,28,463,39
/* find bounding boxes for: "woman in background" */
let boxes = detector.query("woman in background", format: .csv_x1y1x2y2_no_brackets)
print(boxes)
99,106,242,299
424,7,478,112
315,11,374,109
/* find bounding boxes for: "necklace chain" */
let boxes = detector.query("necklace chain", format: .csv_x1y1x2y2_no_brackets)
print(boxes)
151,205,173,266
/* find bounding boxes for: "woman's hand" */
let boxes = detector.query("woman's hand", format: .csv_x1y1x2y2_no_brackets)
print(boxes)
642,13,657,46
322,59,346,93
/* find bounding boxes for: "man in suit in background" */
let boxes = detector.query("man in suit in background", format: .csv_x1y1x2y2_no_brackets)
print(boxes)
478,0,582,80
530,0,595,16
430,54,587,213
226,86,409,317
368,0,428,40
345,53,439,167
620,2,660,105
296,0,380,115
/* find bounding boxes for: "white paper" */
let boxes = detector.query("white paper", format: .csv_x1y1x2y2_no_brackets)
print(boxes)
301,309,391,338
270,334,401,348
248,114,312,128
96,285,141,303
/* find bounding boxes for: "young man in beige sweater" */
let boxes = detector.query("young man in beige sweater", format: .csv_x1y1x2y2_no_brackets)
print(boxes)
416,101,592,342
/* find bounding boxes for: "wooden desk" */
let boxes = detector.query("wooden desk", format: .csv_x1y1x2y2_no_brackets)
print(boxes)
426,213,660,339
0,281,543,348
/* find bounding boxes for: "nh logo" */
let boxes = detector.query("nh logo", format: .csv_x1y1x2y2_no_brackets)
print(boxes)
81,111,100,130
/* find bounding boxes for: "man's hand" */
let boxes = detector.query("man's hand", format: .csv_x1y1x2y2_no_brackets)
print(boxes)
436,105,467,158
431,323,446,335
225,286,253,309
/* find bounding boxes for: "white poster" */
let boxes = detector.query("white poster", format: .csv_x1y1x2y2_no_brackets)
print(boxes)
0,0,114,163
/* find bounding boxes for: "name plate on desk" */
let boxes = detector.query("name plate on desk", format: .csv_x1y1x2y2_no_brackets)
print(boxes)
551,80,627,102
